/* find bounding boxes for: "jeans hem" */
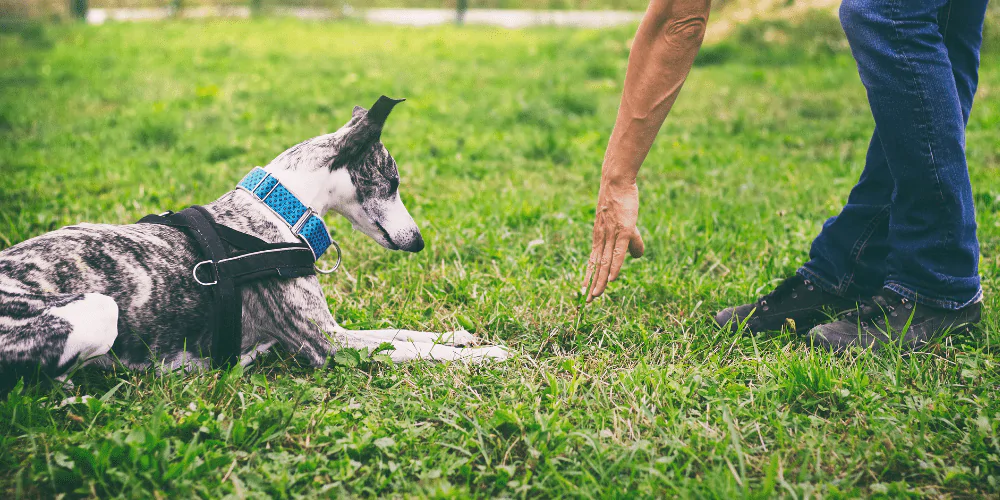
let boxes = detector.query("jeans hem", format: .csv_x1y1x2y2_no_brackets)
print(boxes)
883,281,983,310
796,267,846,298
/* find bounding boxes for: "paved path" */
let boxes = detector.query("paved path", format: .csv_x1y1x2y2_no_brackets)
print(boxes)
366,8,641,28
86,7,641,28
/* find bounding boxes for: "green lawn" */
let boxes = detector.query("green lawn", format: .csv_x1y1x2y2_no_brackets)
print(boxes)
1,18,999,498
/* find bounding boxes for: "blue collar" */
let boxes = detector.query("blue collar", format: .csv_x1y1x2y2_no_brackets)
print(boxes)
237,167,332,261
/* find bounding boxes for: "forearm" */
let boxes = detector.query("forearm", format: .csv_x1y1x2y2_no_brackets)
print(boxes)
602,0,710,185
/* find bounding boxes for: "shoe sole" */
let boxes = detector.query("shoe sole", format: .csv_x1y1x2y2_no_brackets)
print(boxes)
808,320,979,355
716,307,856,335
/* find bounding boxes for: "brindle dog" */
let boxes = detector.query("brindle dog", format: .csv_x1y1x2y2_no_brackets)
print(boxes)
0,98,508,389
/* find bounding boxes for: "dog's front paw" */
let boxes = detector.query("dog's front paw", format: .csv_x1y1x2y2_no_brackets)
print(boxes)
475,345,510,362
438,329,480,346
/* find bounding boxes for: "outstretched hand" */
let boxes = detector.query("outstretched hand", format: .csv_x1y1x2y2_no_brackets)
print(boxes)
582,180,645,302
577,0,708,303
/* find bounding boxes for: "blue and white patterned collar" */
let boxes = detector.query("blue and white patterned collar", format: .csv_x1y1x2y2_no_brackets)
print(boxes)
237,167,332,261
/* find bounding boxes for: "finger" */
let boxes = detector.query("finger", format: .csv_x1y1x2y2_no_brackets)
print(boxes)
582,225,604,292
608,233,632,282
628,229,645,258
588,230,618,301
582,251,596,295
585,235,607,303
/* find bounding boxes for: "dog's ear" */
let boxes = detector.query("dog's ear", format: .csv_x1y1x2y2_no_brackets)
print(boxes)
330,97,404,170
345,96,404,137
366,96,405,133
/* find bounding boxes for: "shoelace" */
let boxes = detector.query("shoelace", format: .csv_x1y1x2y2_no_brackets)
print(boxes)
758,276,815,312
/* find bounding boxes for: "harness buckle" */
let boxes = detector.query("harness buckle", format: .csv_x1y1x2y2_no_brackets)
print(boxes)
192,260,219,286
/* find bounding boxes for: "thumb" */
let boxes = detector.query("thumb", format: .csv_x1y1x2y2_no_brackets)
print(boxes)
628,229,644,258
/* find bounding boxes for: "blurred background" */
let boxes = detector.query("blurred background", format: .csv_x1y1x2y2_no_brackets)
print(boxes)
0,0,997,246
3,0,998,53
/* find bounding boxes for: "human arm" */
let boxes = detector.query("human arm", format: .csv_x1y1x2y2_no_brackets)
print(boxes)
583,0,711,302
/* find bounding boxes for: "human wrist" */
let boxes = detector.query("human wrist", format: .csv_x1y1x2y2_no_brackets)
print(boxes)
601,168,637,189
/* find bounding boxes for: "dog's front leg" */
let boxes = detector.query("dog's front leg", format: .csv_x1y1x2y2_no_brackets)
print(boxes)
344,333,510,363
337,328,481,346
249,279,508,366
329,325,510,364
245,279,366,367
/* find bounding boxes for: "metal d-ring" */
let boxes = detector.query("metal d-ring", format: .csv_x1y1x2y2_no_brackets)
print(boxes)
192,260,219,286
314,238,342,274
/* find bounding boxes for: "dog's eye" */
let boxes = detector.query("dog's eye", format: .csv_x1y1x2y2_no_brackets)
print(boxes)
389,178,399,193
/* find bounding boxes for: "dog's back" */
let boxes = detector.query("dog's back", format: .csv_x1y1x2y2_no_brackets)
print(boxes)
0,222,213,374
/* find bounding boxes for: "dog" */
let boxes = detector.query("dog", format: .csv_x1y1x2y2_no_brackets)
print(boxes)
0,98,508,388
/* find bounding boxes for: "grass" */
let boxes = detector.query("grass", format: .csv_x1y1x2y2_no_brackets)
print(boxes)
1,16,999,498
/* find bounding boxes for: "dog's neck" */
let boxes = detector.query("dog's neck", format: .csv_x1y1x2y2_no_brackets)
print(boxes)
204,164,349,246
259,165,353,217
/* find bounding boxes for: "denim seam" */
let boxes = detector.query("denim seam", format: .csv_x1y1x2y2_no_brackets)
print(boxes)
885,0,958,292
884,281,983,310
941,0,953,40
887,0,946,207
842,204,891,293
936,1,955,263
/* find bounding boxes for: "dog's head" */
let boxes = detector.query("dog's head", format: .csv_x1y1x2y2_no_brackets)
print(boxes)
267,96,423,253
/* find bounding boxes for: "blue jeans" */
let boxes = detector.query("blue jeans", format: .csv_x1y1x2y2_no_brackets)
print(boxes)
799,0,989,310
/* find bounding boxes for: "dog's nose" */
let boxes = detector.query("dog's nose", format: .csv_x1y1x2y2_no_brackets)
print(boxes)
402,232,424,253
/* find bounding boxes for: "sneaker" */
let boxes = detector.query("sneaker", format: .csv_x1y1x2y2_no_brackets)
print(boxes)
714,275,857,334
808,289,982,353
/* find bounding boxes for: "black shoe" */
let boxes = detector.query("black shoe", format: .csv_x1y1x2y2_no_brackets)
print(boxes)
808,289,982,353
714,275,857,334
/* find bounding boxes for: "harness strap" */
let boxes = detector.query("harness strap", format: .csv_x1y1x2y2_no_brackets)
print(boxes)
200,247,317,286
139,212,277,251
181,207,242,367
138,206,317,367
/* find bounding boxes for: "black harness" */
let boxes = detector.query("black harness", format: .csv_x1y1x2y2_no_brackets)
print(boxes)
138,206,318,367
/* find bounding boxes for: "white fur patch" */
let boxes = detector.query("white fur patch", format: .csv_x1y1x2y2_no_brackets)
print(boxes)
266,161,354,215
48,293,119,367
125,261,153,311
